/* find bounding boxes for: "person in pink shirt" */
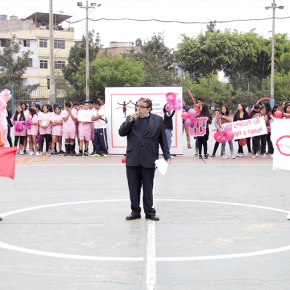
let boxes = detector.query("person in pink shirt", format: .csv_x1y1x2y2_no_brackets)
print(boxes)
76,101,91,156
51,105,63,155
27,107,39,155
38,104,52,156
61,102,77,156
73,102,80,154
12,105,26,154
21,102,29,154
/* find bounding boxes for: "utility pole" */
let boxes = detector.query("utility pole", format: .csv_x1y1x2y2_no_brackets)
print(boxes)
265,1,284,107
78,2,101,101
49,0,55,105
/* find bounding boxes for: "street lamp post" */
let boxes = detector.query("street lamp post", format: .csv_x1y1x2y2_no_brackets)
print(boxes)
49,0,55,105
78,2,101,101
265,1,284,107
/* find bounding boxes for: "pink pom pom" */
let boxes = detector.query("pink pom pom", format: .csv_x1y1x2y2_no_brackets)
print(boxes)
15,122,24,132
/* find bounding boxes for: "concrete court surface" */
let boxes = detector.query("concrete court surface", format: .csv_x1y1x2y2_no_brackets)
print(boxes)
1,128,290,289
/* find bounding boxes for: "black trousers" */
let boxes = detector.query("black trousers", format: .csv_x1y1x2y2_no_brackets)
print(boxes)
7,123,13,147
253,134,267,155
266,132,274,154
40,134,50,152
14,136,25,147
212,141,220,155
94,128,108,154
198,128,209,155
126,166,156,216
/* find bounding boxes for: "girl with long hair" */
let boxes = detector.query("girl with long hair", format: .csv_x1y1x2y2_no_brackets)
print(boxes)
51,106,63,155
234,103,250,157
38,104,51,155
163,103,176,155
27,107,39,155
218,105,235,159
263,101,274,154
197,103,212,159
12,105,26,154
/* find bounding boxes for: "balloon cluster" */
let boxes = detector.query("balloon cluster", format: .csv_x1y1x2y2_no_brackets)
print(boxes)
165,92,182,112
181,109,198,127
214,124,235,144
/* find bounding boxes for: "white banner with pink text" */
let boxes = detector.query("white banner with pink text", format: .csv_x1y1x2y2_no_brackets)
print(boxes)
222,117,267,140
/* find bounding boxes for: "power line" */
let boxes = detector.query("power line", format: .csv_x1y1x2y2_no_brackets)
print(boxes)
66,16,290,25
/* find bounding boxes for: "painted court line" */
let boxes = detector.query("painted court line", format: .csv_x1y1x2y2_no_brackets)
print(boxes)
146,220,156,290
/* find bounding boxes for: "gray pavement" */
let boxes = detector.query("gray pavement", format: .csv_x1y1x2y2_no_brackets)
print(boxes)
0,160,290,289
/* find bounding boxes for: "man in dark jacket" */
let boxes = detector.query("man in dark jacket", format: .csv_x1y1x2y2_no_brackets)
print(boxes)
119,98,171,221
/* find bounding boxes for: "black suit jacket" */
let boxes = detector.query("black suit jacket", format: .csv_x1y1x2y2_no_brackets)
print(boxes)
119,113,171,168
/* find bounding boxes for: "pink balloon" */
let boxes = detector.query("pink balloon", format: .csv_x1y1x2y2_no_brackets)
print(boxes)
220,136,227,144
274,111,282,119
214,131,222,142
188,109,197,120
166,92,176,104
165,104,173,112
173,103,181,110
226,131,235,141
219,128,226,136
181,112,190,120
224,125,232,132
184,119,192,127
175,98,181,103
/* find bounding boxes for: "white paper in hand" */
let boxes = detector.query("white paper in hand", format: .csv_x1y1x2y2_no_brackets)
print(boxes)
155,159,169,175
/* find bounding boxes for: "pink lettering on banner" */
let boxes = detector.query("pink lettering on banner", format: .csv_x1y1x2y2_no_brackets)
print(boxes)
235,131,242,137
190,118,207,136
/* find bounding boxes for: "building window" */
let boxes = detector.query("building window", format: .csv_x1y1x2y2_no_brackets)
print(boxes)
54,40,65,49
23,40,30,47
28,58,33,67
54,61,65,69
39,39,47,48
40,60,48,69
0,39,9,47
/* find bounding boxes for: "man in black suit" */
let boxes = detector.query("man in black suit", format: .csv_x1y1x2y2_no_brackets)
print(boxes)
119,98,171,221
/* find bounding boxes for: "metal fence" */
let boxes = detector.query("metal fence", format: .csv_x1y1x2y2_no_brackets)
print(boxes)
1,85,66,113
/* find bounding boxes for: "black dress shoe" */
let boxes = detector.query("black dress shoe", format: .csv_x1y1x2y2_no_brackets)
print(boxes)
126,214,141,220
0,217,2,221
145,215,159,221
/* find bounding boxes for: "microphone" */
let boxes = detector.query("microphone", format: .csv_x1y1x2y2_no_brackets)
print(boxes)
129,111,139,123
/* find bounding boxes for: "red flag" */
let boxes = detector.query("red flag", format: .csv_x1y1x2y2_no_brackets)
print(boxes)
0,147,18,179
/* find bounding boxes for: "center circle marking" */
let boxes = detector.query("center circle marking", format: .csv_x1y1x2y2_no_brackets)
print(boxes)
0,199,289,262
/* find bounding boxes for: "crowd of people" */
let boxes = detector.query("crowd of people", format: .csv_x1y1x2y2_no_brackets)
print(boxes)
5,97,108,157
180,99,290,159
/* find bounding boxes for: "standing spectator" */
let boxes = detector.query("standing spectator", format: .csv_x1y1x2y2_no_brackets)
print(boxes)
12,105,26,154
51,106,63,155
38,104,51,156
6,108,13,147
91,100,108,157
263,101,274,154
27,107,38,155
163,104,176,156
234,103,250,157
182,100,191,149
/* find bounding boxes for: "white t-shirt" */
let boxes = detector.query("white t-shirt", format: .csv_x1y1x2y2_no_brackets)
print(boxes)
94,107,106,129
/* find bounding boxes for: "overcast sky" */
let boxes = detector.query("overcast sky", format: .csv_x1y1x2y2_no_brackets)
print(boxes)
2,0,290,49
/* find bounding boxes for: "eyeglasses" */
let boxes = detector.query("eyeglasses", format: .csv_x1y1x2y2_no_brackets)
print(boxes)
136,105,149,109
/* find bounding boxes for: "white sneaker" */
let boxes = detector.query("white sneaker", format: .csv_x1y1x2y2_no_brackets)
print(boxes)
20,150,24,155
222,155,228,159
171,155,175,159
29,151,35,156
252,154,256,159
231,154,235,159
36,152,40,156
256,153,259,157
236,153,244,157
262,154,266,159
287,213,290,220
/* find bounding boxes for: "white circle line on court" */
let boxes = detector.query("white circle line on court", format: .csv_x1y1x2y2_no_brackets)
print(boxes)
0,199,289,262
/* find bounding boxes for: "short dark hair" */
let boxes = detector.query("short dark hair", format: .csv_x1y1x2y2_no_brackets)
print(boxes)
89,100,95,105
138,98,152,111
35,104,41,110
73,102,80,106
53,103,59,109
198,98,204,103
95,100,101,106
65,102,72,108
54,106,61,113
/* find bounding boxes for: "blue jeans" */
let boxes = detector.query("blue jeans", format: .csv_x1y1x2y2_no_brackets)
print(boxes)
165,129,172,152
221,140,234,154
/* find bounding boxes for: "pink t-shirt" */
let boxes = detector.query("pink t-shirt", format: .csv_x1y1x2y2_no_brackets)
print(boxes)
13,113,26,137
61,110,77,133
51,113,63,136
39,112,52,135
78,109,92,133
27,114,39,136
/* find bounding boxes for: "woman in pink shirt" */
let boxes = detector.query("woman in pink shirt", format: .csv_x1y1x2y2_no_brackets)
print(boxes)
51,106,63,155
27,107,39,155
12,105,26,154
38,104,52,155
21,102,29,153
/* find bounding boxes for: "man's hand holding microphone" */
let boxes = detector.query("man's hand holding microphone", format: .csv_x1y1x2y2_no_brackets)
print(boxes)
130,112,139,122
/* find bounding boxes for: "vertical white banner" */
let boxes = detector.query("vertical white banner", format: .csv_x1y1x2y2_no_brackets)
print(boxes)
105,87,183,155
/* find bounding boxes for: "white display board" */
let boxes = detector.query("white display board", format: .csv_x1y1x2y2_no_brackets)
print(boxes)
105,86,183,155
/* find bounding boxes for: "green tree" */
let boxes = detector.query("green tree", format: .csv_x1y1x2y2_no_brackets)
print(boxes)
62,31,101,90
73,55,146,99
123,33,175,86
0,35,32,86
